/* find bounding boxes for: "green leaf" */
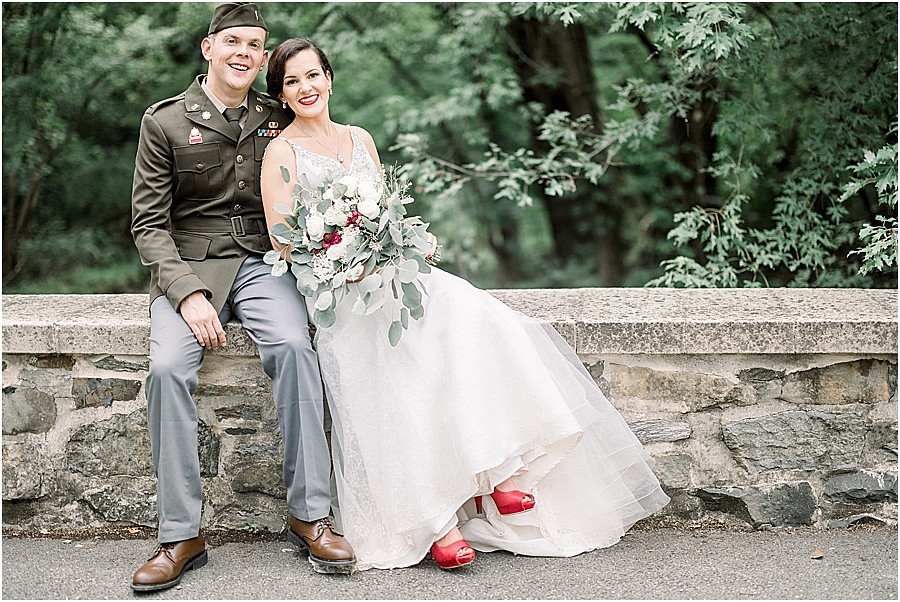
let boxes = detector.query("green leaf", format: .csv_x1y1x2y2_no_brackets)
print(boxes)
410,304,424,320
358,272,383,295
401,281,422,308
314,307,336,328
388,320,402,346
314,289,334,311
398,258,419,283
280,166,290,183
400,307,409,329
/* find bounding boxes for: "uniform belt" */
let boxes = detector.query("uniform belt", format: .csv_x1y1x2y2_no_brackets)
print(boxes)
172,216,265,237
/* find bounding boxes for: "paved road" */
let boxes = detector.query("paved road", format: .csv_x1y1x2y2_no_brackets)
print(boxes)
2,527,897,600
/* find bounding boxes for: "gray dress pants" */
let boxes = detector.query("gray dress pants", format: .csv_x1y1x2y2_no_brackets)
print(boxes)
146,256,330,543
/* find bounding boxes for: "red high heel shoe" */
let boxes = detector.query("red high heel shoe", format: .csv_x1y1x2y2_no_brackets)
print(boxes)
430,538,475,569
474,488,536,515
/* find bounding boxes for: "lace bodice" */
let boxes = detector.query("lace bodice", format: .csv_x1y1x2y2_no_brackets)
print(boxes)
281,127,379,182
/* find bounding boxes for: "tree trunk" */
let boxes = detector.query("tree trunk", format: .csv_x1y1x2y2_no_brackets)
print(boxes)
506,17,624,285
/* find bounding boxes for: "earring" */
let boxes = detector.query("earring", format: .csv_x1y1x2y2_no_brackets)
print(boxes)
328,87,333,95
282,101,287,109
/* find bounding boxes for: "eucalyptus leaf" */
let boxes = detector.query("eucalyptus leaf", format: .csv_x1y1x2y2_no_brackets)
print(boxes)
314,307,336,328
398,258,419,283
401,281,422,308
274,203,292,215
358,272,383,295
390,224,403,246
315,289,334,311
263,250,281,265
271,259,288,277
380,264,396,283
388,320,402,347
410,304,425,320
317,199,332,213
364,289,387,315
400,307,409,329
280,165,290,183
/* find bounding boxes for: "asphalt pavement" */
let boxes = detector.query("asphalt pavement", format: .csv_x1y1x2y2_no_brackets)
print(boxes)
2,526,897,600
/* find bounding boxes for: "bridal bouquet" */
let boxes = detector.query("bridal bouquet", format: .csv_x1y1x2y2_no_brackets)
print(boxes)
264,166,440,346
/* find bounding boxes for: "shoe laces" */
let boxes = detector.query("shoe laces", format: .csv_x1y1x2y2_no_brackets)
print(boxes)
148,542,177,563
316,517,343,537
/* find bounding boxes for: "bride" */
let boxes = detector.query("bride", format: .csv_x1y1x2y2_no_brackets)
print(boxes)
260,37,669,571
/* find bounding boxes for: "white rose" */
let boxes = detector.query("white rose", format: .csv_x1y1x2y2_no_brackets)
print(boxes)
357,180,380,204
324,205,348,226
326,241,348,261
305,213,326,240
356,198,380,220
337,175,359,196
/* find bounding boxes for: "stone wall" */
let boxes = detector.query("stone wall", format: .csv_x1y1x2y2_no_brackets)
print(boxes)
2,290,897,533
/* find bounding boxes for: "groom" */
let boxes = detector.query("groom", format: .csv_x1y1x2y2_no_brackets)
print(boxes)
130,2,355,591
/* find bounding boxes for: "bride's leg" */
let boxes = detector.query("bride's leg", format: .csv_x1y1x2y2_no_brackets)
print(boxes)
494,477,520,492
434,526,465,548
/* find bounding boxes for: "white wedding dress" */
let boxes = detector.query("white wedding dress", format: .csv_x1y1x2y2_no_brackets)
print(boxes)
284,132,669,570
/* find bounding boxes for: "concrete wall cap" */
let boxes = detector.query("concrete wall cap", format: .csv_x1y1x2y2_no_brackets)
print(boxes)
2,289,896,355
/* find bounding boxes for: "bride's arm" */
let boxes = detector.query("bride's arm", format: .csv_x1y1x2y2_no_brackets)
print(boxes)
260,138,298,255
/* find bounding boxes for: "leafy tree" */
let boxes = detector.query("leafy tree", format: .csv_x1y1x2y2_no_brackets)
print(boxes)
2,2,896,293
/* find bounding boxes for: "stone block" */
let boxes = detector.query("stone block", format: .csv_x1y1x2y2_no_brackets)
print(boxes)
2,383,57,435
824,471,898,503
226,442,285,497
81,477,157,527
778,360,895,405
72,377,142,409
2,438,50,500
629,420,692,444
696,482,816,527
29,354,75,370
722,410,868,473
604,363,745,413
66,411,154,478
3,500,99,531
867,421,898,461
92,355,149,373
827,513,891,529
198,421,220,478
65,411,218,479
652,453,694,489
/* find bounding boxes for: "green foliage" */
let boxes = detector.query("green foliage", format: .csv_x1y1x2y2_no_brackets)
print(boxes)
3,2,896,293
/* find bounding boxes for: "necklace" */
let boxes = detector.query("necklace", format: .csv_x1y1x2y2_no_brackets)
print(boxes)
294,122,344,164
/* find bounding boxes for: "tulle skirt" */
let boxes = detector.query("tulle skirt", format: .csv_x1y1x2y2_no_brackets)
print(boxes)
311,268,669,570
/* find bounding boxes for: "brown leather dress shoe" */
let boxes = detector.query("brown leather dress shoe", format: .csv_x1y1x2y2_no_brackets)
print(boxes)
131,533,207,592
288,515,356,574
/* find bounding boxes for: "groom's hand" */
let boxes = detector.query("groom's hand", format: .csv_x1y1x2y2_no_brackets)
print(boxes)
180,291,227,349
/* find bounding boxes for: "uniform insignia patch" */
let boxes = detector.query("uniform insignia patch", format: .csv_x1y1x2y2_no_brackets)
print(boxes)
201,111,212,121
255,105,263,113
256,129,282,137
190,103,200,111
268,121,279,128
189,127,203,144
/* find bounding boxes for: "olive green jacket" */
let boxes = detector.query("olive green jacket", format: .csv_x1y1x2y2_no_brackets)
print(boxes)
131,75,292,313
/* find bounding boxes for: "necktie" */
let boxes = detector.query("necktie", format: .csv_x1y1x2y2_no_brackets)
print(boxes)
223,106,247,139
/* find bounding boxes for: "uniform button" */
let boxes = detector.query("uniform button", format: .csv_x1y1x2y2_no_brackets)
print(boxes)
236,154,244,164
238,180,246,190
233,204,242,212
196,162,203,169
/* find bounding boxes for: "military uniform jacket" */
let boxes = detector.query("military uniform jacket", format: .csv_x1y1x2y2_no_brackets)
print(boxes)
131,75,292,313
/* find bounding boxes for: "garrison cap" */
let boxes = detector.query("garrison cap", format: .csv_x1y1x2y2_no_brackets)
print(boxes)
208,2,267,35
